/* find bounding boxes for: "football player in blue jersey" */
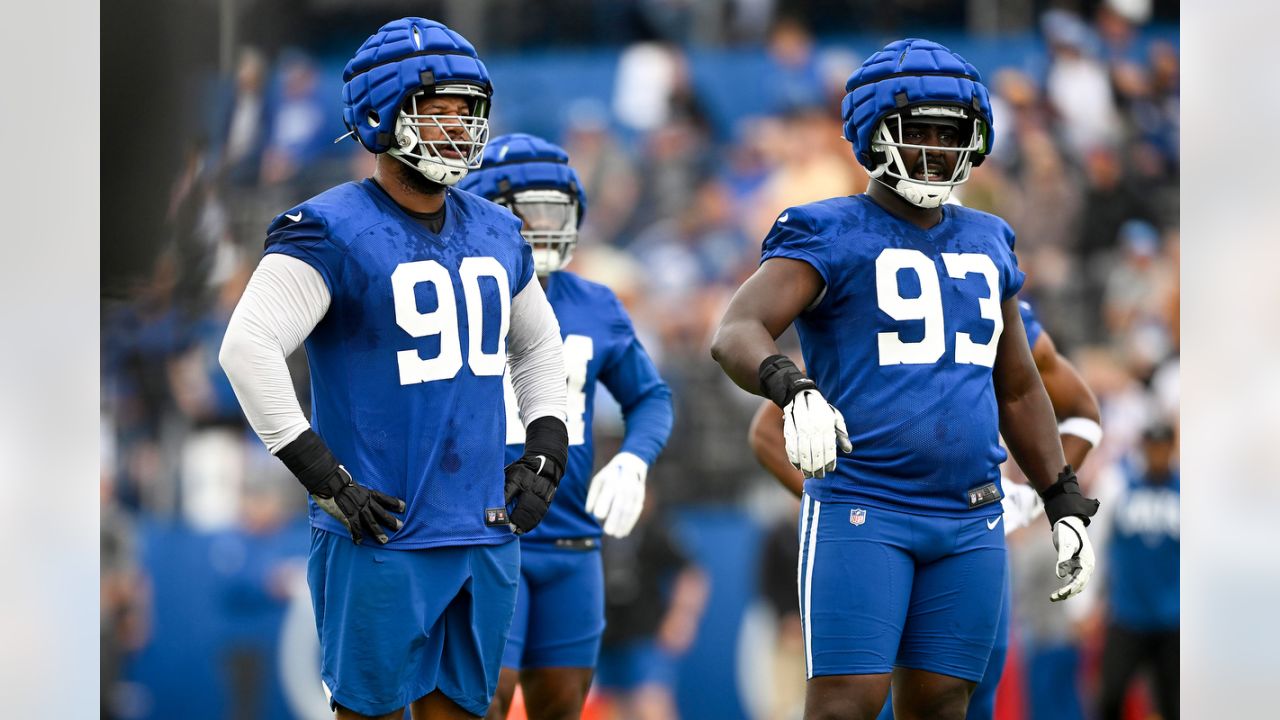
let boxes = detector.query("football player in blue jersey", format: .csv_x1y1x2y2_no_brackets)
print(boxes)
219,19,570,720
458,133,674,720
748,299,1102,720
710,39,1101,720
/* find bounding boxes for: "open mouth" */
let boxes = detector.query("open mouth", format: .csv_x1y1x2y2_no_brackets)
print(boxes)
911,163,947,182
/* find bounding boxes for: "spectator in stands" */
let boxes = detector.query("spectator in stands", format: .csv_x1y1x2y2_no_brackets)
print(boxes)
213,46,268,186
258,52,327,186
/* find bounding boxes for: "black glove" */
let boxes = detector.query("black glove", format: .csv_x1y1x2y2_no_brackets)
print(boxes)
505,416,569,534
276,430,406,544
1039,465,1100,527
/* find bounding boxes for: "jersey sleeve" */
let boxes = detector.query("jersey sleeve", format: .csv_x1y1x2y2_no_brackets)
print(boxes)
598,294,673,466
998,220,1026,301
1018,299,1044,349
513,239,536,295
759,207,833,287
262,208,344,293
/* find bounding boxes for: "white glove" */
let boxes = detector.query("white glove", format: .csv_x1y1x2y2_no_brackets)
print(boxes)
1049,515,1095,602
1000,481,1045,535
782,389,853,479
585,451,648,538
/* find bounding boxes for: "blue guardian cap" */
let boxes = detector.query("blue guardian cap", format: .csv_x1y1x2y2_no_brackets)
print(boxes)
459,133,587,276
341,17,494,186
840,39,994,208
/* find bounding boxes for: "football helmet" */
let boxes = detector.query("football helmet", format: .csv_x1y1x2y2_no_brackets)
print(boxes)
341,17,493,186
458,133,587,275
841,38,994,208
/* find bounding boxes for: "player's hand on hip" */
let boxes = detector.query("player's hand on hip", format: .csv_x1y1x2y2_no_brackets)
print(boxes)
1049,515,1095,602
586,451,647,538
274,430,405,545
782,389,853,479
505,453,563,535
311,466,406,545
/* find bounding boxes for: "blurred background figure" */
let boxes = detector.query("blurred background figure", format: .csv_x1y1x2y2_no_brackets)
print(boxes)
1096,423,1180,720
102,2,1179,717
596,499,709,720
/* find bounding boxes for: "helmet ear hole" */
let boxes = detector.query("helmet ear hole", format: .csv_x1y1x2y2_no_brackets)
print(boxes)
366,110,380,127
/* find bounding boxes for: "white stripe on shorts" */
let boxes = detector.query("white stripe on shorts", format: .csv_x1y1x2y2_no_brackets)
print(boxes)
797,493,811,612
803,498,822,679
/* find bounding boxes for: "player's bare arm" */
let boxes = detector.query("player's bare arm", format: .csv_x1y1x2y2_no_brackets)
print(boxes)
748,400,804,497
993,299,1067,493
710,257,824,395
994,299,1099,601
1031,331,1102,470
713,258,852,479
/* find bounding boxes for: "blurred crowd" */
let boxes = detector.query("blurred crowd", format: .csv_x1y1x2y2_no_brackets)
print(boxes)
101,1,1179,718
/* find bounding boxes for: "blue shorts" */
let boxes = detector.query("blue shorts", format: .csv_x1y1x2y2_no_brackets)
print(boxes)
594,640,677,692
307,528,520,717
798,494,1006,682
501,542,605,669
876,563,1012,720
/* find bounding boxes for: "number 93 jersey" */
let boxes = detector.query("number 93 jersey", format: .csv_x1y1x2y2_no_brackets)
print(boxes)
761,195,1025,516
264,179,535,549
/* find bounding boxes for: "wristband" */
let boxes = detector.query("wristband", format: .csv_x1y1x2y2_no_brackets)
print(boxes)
1059,417,1103,447
522,415,569,481
275,429,341,496
759,354,817,409
1039,465,1100,527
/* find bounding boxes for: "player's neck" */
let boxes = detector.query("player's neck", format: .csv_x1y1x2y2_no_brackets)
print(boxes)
866,180,943,230
373,156,446,214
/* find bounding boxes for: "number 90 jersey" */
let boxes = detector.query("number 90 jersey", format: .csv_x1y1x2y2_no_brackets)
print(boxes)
264,179,535,549
761,195,1025,516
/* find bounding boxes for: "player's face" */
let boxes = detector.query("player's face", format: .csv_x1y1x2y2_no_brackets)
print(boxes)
894,119,963,182
407,94,473,159
1142,436,1175,477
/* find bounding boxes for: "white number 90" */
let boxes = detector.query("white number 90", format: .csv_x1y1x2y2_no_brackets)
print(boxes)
391,258,510,384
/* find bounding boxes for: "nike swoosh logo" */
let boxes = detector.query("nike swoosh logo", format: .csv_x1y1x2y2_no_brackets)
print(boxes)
779,213,789,223
535,455,547,476
987,516,1002,530
285,212,302,222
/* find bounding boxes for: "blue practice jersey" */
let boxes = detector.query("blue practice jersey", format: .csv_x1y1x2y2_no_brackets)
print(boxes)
761,194,1025,516
1108,466,1180,630
503,271,672,544
264,179,535,549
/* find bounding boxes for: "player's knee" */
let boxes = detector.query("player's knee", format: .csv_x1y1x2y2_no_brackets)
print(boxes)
894,683,970,720
524,683,589,720
485,672,519,720
804,691,883,720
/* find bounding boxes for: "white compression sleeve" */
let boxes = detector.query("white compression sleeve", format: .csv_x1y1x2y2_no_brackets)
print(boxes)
506,279,568,426
219,253,331,453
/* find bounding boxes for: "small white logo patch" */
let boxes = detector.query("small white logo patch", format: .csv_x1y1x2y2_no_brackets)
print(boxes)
850,508,867,526
987,516,1002,530
285,212,303,222
778,212,790,223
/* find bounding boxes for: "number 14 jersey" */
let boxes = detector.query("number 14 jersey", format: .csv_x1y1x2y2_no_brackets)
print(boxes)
761,194,1025,516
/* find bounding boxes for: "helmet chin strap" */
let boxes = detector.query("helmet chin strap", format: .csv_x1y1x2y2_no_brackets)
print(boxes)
871,174,953,209
388,146,470,186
